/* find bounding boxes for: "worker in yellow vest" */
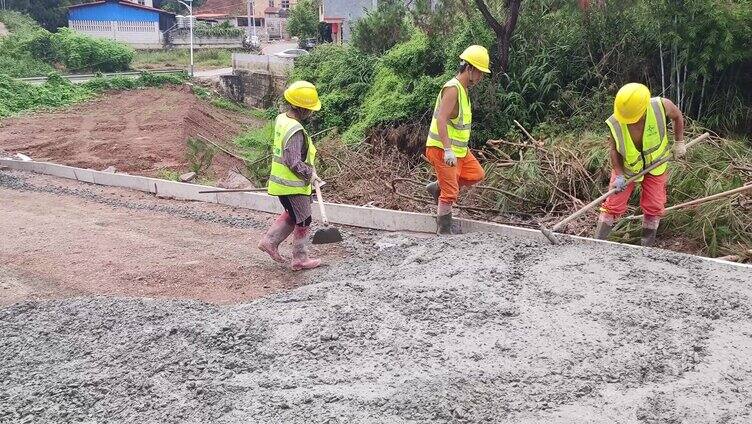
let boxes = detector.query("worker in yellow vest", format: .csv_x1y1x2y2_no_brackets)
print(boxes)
596,83,686,246
258,81,324,270
425,45,490,234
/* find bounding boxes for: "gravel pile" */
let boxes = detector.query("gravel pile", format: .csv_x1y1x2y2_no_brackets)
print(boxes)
2,231,751,422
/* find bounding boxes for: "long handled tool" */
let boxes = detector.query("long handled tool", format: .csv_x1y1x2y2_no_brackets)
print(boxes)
199,188,267,194
311,179,343,244
615,181,752,226
540,132,710,244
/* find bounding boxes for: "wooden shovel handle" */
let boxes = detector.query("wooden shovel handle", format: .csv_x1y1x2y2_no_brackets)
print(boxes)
551,132,710,232
313,179,329,226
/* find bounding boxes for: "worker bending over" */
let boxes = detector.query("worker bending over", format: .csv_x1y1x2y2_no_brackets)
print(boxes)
425,45,490,234
258,81,323,270
596,83,686,246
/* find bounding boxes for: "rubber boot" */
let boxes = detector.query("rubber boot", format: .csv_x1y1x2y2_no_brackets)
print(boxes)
436,202,454,235
641,215,660,247
290,226,321,271
641,228,658,247
426,181,441,204
437,213,454,235
258,212,295,263
594,221,613,240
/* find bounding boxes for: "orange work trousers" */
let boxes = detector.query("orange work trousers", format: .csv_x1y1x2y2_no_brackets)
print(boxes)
425,147,485,205
600,170,668,218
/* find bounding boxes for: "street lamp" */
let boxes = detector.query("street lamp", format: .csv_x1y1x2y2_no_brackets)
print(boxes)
176,0,194,77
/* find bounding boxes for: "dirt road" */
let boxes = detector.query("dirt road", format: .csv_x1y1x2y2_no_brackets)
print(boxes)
1,170,751,423
0,170,346,305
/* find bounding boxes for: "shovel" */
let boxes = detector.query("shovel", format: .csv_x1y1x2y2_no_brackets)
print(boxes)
311,179,343,244
540,132,710,244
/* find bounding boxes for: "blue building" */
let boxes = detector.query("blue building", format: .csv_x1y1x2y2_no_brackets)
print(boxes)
68,0,175,49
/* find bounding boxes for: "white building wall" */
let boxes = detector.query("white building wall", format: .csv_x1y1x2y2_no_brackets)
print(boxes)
69,20,162,49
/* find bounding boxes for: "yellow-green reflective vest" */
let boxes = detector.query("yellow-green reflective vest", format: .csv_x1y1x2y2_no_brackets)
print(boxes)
606,97,669,182
267,113,317,196
426,78,472,158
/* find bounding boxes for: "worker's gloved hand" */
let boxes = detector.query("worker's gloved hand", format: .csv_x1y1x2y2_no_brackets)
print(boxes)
673,139,686,158
443,148,457,166
612,174,628,192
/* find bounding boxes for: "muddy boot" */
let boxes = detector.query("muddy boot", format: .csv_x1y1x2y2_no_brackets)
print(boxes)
594,221,613,240
436,212,454,235
290,226,321,271
258,212,295,263
426,181,441,204
641,215,660,247
641,227,658,247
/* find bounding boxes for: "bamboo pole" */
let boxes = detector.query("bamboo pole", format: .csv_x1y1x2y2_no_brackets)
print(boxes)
621,182,752,221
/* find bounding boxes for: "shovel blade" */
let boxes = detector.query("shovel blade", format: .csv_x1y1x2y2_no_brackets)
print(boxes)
312,226,343,245
540,227,560,245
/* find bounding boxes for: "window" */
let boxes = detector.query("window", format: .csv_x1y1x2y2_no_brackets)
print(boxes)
268,0,274,6
137,0,145,4
237,17,248,27
281,0,289,8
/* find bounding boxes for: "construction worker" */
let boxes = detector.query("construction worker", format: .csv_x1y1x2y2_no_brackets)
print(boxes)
424,45,490,234
595,82,686,246
258,80,323,270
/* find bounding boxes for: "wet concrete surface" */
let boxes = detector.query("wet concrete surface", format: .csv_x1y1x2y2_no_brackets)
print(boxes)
1,172,752,423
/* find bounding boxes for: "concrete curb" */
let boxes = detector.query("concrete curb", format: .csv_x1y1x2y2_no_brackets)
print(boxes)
2,158,749,270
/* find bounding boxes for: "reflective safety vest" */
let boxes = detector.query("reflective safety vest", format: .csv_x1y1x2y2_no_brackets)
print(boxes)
606,97,669,182
426,78,472,158
267,113,317,196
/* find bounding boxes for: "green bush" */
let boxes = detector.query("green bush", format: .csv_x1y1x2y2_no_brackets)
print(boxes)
291,43,375,134
351,0,410,55
193,22,244,38
0,10,41,33
50,28,134,72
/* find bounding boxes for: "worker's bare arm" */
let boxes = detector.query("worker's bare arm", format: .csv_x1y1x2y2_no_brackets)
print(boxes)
662,98,684,142
436,86,459,151
608,135,624,175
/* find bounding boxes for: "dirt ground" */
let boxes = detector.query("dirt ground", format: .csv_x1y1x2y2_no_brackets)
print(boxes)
1,169,751,423
0,170,347,305
0,86,259,179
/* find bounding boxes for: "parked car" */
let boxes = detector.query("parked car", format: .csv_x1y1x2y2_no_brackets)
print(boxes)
300,38,317,51
274,49,310,59
243,35,261,53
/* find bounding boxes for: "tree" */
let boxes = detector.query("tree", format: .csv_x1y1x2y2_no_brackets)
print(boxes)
471,0,522,74
5,0,75,30
287,0,318,40
158,0,207,14
351,0,410,55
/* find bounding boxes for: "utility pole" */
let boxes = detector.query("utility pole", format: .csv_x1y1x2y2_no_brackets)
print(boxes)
247,0,252,38
177,0,195,77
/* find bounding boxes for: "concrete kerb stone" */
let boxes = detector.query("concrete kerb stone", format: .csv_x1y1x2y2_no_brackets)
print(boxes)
216,192,283,214
2,158,751,270
92,172,156,193
153,179,219,204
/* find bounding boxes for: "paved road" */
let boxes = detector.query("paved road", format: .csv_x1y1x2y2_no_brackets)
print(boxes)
193,67,233,79
262,41,297,55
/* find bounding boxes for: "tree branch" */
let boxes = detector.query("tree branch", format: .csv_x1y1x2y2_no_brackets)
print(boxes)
472,0,504,35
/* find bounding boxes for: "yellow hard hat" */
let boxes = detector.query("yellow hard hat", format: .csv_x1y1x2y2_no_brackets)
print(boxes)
284,80,321,111
614,83,650,124
459,45,491,74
